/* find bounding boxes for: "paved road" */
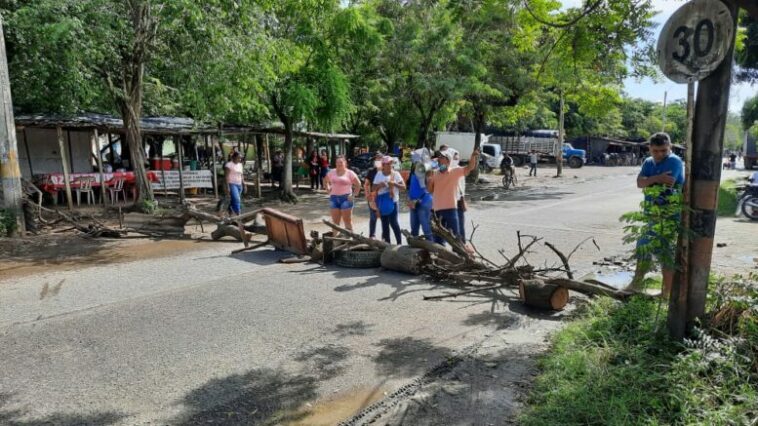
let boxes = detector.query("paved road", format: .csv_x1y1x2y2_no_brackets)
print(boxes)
0,169,650,425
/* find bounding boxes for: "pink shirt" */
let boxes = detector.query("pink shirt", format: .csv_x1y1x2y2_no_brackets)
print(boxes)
327,169,358,196
225,161,243,185
430,167,466,211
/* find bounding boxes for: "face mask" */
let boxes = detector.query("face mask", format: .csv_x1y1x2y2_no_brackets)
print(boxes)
439,164,448,173
374,161,382,169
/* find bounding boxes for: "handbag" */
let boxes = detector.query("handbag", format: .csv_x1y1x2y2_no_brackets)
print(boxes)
457,197,468,212
376,192,396,216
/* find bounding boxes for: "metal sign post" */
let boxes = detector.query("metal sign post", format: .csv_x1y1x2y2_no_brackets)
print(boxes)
656,0,738,338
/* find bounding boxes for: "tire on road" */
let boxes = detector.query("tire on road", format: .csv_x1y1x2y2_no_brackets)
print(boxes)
741,196,758,221
568,156,583,169
334,249,383,268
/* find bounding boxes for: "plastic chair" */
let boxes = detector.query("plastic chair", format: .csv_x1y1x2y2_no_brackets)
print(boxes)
74,177,96,206
109,178,126,205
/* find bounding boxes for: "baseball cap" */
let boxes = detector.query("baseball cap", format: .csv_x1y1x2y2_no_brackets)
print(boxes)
381,156,393,164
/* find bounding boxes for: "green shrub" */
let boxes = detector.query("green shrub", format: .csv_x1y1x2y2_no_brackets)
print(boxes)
521,275,758,426
717,179,739,217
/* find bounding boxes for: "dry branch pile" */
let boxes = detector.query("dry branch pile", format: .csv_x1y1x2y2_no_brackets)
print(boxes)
316,217,644,310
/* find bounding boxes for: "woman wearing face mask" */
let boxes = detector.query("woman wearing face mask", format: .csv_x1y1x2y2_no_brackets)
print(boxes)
373,156,406,244
324,156,362,231
407,149,434,240
363,151,384,239
428,148,479,244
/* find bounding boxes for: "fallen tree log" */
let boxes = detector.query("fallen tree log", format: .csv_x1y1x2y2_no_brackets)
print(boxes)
402,231,465,265
322,220,390,251
542,277,641,299
380,246,430,275
519,279,569,311
211,224,253,242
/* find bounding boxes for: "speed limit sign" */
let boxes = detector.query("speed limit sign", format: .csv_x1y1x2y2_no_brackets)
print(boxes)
657,0,735,83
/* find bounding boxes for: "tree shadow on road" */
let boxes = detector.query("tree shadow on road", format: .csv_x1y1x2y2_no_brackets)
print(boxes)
0,393,124,426
331,320,374,338
294,344,351,380
462,310,524,330
372,337,454,379
171,368,319,426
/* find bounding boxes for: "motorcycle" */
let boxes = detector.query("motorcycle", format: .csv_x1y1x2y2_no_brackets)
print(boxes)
735,172,758,221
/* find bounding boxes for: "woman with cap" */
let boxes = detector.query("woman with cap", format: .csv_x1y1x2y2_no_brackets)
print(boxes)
324,155,362,231
407,148,434,240
372,156,406,244
428,148,479,244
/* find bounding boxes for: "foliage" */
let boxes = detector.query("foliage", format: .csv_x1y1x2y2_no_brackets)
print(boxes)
717,179,740,217
736,11,758,83
521,276,758,425
0,209,17,237
742,95,758,131
139,199,159,215
620,185,683,270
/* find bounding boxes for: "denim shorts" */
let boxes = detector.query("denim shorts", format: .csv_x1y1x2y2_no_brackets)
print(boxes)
329,194,354,210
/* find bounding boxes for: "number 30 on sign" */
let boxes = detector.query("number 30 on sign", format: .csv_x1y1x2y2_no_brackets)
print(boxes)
657,0,735,84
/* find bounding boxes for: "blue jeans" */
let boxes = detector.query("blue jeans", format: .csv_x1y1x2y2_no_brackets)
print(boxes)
381,202,402,245
369,207,378,238
410,195,433,240
457,206,466,243
229,183,242,215
433,208,461,245
329,194,354,210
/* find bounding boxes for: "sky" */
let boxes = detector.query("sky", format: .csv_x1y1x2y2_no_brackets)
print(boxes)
560,0,757,113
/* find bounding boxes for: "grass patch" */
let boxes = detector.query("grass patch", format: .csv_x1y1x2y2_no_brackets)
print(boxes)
521,275,758,426
717,179,739,217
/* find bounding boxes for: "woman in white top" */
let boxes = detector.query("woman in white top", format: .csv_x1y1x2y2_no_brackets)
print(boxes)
372,156,405,244
224,152,244,215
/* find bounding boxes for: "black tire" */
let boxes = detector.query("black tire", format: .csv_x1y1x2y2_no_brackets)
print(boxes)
568,156,583,168
512,156,525,167
741,196,758,220
502,175,511,189
334,249,383,268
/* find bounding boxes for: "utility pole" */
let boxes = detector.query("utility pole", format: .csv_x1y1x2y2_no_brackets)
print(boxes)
0,17,25,235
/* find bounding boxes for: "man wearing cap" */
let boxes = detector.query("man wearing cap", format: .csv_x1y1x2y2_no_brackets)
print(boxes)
428,148,480,244
628,132,684,297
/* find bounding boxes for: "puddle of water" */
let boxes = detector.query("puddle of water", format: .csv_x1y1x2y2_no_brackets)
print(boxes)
288,386,387,425
579,271,634,290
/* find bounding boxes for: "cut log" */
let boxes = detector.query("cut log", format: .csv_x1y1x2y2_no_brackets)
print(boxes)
322,220,390,251
403,231,465,265
519,279,569,311
380,246,431,275
542,277,641,299
211,224,253,242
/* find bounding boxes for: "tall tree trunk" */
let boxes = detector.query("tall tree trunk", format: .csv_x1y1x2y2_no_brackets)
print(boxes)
556,91,565,177
280,122,297,203
468,104,486,183
0,17,24,234
121,102,153,205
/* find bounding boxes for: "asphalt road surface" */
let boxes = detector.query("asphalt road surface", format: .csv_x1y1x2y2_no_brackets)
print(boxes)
0,169,691,425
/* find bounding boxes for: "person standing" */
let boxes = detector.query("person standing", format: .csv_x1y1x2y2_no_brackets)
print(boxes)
729,152,737,170
407,149,433,240
323,156,361,231
272,149,284,188
628,132,684,297
364,151,384,239
373,156,406,244
428,148,479,244
528,150,538,176
308,150,320,189
224,152,244,216
319,151,330,190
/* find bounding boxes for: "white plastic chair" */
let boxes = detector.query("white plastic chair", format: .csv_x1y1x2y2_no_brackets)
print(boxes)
74,177,96,206
109,178,126,205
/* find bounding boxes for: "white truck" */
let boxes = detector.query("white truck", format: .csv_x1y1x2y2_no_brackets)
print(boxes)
434,132,502,170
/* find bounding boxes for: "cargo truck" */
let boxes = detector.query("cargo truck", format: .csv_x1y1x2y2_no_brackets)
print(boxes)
744,131,757,170
488,130,586,168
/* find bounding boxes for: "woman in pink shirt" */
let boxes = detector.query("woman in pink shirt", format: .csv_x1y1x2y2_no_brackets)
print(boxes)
324,156,361,230
224,152,244,216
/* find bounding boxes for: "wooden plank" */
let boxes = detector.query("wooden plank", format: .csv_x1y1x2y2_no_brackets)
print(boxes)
56,126,74,210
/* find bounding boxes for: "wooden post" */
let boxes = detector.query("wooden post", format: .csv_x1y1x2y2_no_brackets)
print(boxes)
107,133,115,167
679,0,738,336
210,134,218,199
264,134,271,186
0,16,24,233
22,128,33,177
669,82,696,339
92,128,106,207
177,135,185,203
255,133,263,199
56,127,74,210
661,90,668,132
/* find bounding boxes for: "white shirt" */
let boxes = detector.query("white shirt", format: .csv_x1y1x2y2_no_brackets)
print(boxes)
529,153,538,164
373,170,404,203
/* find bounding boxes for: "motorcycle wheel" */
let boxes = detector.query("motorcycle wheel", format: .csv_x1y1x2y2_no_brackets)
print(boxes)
741,196,758,220
502,174,511,189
